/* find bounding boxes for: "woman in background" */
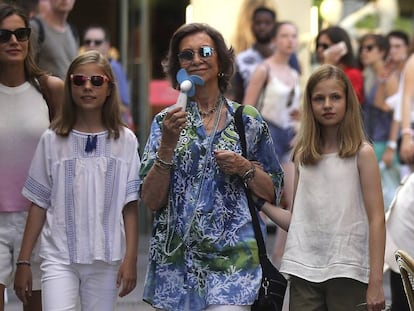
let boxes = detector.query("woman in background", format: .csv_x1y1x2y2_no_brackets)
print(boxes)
315,26,364,104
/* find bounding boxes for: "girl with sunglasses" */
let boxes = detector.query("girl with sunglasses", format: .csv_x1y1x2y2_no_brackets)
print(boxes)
14,50,140,310
358,34,399,178
139,23,283,311
0,3,64,311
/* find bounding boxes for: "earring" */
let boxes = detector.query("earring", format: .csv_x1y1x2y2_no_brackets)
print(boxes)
218,72,224,78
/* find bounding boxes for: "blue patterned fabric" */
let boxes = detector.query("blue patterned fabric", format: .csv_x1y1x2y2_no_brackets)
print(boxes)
138,99,283,311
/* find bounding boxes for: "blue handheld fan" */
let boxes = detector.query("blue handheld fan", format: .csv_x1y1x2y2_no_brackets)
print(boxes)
175,68,204,109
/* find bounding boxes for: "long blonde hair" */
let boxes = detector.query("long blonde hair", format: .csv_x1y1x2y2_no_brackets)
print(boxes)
292,64,366,165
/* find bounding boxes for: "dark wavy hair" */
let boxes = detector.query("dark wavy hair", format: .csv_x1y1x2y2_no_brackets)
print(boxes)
0,3,46,84
359,33,390,61
162,22,234,94
315,26,358,68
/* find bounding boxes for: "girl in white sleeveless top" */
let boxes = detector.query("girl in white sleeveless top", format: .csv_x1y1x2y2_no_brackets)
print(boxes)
279,64,386,310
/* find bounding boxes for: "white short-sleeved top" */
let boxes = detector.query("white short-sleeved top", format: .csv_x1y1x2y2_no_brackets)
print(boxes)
22,128,140,264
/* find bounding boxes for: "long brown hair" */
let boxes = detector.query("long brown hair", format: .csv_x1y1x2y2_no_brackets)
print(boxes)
51,51,124,139
292,64,366,165
0,3,46,84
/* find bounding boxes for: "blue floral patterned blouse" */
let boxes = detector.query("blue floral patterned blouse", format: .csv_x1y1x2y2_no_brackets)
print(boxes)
138,98,283,311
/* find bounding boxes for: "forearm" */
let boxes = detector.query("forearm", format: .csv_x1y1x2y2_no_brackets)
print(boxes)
18,204,46,261
122,201,138,262
261,202,291,231
141,146,174,211
368,217,385,285
248,168,275,202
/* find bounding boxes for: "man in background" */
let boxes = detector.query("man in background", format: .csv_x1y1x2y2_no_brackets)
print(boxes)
230,6,300,103
30,0,78,79
82,24,133,129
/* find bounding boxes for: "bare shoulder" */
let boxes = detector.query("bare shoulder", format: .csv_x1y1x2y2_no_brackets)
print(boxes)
357,143,377,167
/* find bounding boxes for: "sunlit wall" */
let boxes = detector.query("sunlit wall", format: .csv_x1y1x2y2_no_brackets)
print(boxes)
188,0,313,85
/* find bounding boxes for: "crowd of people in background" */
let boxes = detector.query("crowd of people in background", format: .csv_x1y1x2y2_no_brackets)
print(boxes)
1,0,414,310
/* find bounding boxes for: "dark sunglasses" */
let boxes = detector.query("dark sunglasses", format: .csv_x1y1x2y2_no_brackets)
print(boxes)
84,39,104,46
317,43,330,50
177,46,214,63
0,28,31,43
360,44,376,52
70,74,109,87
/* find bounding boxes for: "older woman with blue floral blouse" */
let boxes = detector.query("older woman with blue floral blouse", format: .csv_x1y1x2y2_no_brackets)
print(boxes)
138,22,283,311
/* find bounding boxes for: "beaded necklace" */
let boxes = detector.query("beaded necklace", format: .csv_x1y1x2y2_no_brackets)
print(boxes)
198,98,219,118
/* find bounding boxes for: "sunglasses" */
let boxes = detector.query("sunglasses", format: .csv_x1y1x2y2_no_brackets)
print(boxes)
360,44,376,52
317,43,330,50
70,74,110,87
177,46,214,64
0,28,31,43
84,39,104,46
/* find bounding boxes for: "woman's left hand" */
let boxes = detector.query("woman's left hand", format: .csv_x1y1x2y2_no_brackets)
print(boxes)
214,150,250,176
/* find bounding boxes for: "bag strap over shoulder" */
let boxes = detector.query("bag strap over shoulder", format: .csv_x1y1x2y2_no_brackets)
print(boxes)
256,64,270,112
234,105,268,260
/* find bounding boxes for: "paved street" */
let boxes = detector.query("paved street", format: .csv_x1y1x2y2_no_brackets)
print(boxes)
5,234,153,311
5,231,391,310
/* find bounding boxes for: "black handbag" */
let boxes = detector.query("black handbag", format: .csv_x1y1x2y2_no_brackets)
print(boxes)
234,105,287,311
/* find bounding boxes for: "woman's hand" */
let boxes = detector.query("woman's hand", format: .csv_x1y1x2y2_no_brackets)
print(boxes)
214,150,250,176
160,107,187,149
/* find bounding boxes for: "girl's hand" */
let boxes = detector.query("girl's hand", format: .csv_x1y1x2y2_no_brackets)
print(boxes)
13,265,32,305
365,281,385,311
161,107,187,149
117,258,137,297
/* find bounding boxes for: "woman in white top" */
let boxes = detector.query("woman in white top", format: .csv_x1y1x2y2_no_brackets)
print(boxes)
14,51,140,311
280,65,386,311
243,21,300,264
0,4,63,311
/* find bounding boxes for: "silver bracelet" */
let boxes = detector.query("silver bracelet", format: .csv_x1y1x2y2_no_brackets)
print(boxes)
155,151,173,167
242,162,256,185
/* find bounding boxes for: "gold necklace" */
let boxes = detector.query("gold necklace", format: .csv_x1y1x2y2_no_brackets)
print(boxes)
198,100,219,118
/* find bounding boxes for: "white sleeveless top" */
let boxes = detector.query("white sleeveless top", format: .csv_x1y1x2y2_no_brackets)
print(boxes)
260,69,300,129
280,153,370,284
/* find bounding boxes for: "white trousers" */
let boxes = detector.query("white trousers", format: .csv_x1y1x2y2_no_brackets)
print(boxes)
41,260,119,311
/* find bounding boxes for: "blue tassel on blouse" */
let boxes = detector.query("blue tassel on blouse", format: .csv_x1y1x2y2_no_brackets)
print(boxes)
85,135,98,153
